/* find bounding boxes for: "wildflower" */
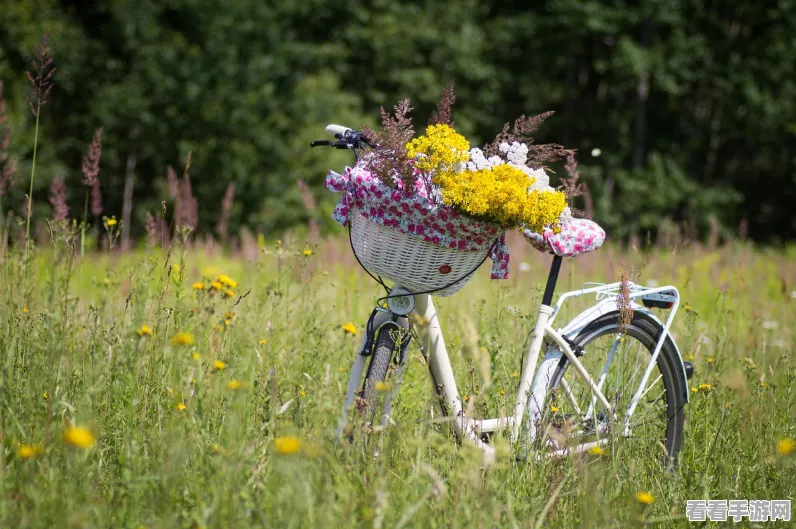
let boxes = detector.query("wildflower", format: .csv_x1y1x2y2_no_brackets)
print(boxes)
192,282,205,290
192,352,200,360
374,381,391,392
171,332,194,346
498,389,505,396
213,324,224,332
690,387,698,393
23,307,29,313
342,322,358,335
17,443,43,459
777,438,795,456
684,305,693,312
274,436,301,455
176,403,187,411
224,312,234,320
361,507,375,521
635,492,654,505
259,339,267,345
214,360,226,371
171,264,181,275
63,426,95,449
210,281,223,291
707,357,714,364
512,372,519,378
210,443,223,454
299,390,306,398
106,218,117,227
338,367,346,373
760,381,769,388
303,248,313,256
216,274,238,288
698,383,712,392
588,446,606,456
225,290,235,298
42,392,48,400
228,380,244,390
550,405,558,413
136,324,154,337
224,319,232,326
463,394,470,402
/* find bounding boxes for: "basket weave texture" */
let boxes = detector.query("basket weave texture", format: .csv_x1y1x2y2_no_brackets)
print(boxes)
326,163,510,295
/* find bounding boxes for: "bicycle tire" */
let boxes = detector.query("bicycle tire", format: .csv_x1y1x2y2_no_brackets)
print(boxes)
542,311,686,465
361,328,400,425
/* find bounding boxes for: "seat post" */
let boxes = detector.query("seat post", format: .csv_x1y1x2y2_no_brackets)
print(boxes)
541,255,563,307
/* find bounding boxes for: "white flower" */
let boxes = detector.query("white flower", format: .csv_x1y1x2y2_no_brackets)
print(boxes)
518,262,531,272
487,155,504,166
526,167,550,190
499,142,511,153
558,207,573,226
591,148,602,157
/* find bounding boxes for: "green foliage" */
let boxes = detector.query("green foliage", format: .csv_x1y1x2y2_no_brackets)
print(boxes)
0,0,794,242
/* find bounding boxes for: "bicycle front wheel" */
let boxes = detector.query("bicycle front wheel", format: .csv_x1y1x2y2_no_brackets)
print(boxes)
530,312,686,465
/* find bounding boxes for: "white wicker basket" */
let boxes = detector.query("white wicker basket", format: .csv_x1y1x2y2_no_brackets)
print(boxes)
350,208,492,296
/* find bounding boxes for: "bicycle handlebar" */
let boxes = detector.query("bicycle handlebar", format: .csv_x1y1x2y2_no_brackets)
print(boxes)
310,124,375,152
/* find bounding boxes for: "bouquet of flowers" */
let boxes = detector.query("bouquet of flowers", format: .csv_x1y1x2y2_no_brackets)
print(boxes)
325,82,574,296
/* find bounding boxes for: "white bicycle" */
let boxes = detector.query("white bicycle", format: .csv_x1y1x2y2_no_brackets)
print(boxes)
312,126,693,464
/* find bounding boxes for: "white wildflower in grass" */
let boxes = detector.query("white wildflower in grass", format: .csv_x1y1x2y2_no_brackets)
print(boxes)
591,147,602,157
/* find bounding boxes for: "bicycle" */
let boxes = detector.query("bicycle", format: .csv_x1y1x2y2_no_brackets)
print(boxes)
312,125,694,464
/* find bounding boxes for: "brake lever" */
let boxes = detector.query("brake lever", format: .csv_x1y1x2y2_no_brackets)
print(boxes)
310,140,333,147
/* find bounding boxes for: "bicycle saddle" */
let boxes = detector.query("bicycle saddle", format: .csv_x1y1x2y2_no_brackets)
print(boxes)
523,218,605,257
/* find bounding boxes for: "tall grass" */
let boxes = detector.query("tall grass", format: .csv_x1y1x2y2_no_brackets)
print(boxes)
1,232,793,528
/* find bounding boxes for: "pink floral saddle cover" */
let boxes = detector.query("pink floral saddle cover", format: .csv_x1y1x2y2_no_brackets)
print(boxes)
523,218,605,257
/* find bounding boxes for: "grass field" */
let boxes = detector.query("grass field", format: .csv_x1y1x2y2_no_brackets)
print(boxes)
1,230,794,528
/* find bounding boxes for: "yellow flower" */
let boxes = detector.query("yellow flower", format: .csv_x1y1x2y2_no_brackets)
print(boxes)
299,390,306,398
214,360,226,371
216,274,238,288
463,394,470,402
690,387,698,393
137,324,154,337
274,436,302,455
106,218,117,227
42,392,49,400
63,426,95,449
176,403,187,411
361,507,375,521
259,339,267,345
17,443,43,459
374,381,391,392
512,372,519,378
342,322,358,335
213,324,224,332
171,332,194,346
777,438,795,456
303,248,313,256
550,405,559,413
338,367,346,373
210,443,223,454
706,357,714,363
23,307,29,313
228,380,244,390
588,446,606,456
171,264,181,275
498,389,505,396
192,352,200,360
760,381,769,388
698,383,712,392
225,290,235,298
635,492,655,505
406,124,471,174
224,312,235,320
192,282,205,290
210,281,223,291
224,319,232,326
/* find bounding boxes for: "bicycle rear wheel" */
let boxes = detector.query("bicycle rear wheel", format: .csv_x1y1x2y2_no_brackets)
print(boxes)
529,312,686,465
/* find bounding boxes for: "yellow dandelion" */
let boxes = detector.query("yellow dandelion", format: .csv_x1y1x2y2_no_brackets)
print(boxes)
463,394,470,402
498,389,505,396
303,248,313,256
760,381,769,388
137,324,154,337
23,307,29,313
690,387,698,393
106,218,117,227
707,357,714,364
228,380,244,390
341,322,358,335
224,319,232,326
176,403,187,411
171,332,194,346
210,281,223,291
635,492,655,505
259,339,267,345
192,282,205,290
512,371,519,378
698,383,712,392
214,360,226,371
299,390,306,398
216,274,238,288
588,446,606,456
63,426,95,449
17,443,43,459
224,312,235,320
213,324,225,332
192,352,201,360
684,305,692,312
374,381,391,392
225,290,235,298
338,367,346,373
273,436,301,455
550,405,559,413
777,438,795,456
42,392,49,400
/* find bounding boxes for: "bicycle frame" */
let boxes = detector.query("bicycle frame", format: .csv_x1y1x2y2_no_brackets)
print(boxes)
337,259,688,458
